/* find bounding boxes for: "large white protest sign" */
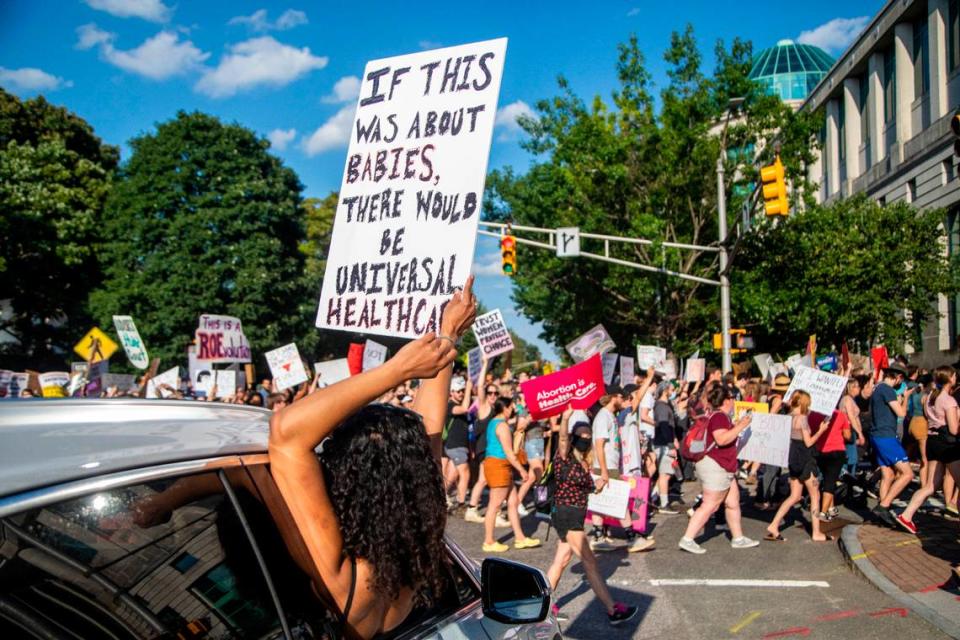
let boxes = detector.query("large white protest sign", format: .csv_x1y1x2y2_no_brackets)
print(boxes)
587,476,631,519
314,359,352,388
566,324,616,362
472,309,514,358
315,39,507,339
619,356,635,385
636,345,666,370
266,343,309,391
783,366,847,416
102,373,138,392
112,315,149,369
214,370,237,398
467,347,483,384
362,340,389,371
754,353,775,380
601,353,618,385
685,358,705,382
195,314,251,363
738,413,791,468
147,366,179,399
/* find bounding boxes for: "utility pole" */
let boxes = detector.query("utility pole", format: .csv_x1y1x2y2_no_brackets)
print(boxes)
717,154,732,374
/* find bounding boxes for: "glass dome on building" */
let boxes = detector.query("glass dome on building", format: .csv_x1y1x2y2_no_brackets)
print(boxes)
749,39,834,102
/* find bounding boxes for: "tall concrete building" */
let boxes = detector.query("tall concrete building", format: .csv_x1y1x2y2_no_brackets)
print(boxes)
803,0,960,365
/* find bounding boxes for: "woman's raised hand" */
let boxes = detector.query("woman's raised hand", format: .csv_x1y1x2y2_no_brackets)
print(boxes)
394,333,458,380
440,275,478,340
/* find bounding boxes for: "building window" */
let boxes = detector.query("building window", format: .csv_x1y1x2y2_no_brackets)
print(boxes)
907,177,917,202
878,195,887,207
950,0,960,71
944,158,955,184
838,98,846,161
883,49,896,124
915,21,930,96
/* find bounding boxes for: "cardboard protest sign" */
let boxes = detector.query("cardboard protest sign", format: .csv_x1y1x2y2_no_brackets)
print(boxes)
467,347,483,384
619,356,635,385
783,365,847,416
786,354,803,371
362,340,389,371
315,39,507,339
73,327,118,363
636,345,667,371
601,353,618,385
112,315,149,369
754,353,774,380
769,362,790,379
38,372,69,397
314,359,352,388
102,373,138,392
265,343,309,391
147,366,180,398
734,401,769,421
816,353,838,372
472,309,514,358
685,358,705,382
871,346,889,379
10,373,31,397
195,314,251,363
659,357,678,380
84,360,109,396
520,354,605,421
0,370,12,398
737,413,791,468
586,476,630,520
214,370,237,398
565,324,616,363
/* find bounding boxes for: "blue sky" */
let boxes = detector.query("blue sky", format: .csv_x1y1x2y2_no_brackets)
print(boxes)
1,0,881,359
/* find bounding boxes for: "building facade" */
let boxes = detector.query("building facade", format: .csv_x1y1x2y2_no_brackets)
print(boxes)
803,0,960,365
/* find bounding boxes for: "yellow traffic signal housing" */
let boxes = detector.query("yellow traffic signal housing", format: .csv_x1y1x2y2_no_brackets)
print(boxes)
713,328,749,354
501,235,517,276
760,156,789,217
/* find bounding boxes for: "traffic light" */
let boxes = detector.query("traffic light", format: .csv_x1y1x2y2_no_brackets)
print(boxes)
760,156,789,217
713,328,751,354
951,108,960,156
501,235,517,276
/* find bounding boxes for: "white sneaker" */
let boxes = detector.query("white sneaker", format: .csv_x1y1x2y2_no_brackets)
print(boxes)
590,536,616,552
730,536,760,549
464,507,484,523
626,536,656,552
495,515,511,528
517,504,531,517
678,537,706,554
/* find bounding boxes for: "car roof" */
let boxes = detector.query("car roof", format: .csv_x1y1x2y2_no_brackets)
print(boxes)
0,399,271,499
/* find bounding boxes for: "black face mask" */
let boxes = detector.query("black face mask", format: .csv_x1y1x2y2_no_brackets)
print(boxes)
572,436,592,453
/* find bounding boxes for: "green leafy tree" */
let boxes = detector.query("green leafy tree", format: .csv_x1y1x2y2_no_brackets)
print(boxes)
88,111,310,364
486,29,821,356
733,195,960,354
0,89,119,368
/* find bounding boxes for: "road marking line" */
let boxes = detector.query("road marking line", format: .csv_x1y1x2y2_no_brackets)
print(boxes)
647,579,829,588
814,609,860,622
849,552,873,560
894,539,921,547
762,626,811,638
729,611,762,634
869,607,908,618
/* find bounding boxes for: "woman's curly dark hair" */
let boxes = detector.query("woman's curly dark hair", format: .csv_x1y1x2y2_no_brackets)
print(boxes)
319,404,448,606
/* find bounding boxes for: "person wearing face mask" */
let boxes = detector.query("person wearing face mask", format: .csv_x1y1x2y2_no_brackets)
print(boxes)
546,407,640,626
652,381,681,514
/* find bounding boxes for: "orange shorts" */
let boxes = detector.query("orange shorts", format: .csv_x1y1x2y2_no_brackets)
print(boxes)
483,457,513,488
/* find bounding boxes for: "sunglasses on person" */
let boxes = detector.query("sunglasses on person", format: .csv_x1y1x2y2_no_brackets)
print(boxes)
486,388,499,395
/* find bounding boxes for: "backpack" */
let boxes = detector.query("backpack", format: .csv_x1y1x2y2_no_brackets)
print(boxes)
680,411,717,462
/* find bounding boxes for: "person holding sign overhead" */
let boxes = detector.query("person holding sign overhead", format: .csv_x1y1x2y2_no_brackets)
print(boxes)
268,278,477,639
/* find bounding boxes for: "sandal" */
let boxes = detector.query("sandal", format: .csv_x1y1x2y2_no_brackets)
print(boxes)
812,535,835,542
764,532,787,542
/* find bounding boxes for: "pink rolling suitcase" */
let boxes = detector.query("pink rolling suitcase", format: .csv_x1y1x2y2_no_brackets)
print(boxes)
584,474,650,534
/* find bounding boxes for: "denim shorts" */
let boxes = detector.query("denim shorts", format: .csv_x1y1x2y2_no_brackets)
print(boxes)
444,446,469,466
524,437,545,461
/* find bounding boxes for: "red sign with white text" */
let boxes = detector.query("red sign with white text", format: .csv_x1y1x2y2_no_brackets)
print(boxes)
520,354,605,420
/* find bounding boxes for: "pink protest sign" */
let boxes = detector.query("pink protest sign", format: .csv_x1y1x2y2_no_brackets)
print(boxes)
520,354,605,421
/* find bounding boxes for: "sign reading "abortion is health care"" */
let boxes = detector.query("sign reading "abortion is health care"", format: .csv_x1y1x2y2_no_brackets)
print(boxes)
316,39,508,339
520,354,605,421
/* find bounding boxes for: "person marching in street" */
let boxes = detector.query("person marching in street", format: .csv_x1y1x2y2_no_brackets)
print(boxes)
443,375,473,513
465,358,503,525
516,416,546,516
755,373,790,511
840,376,867,477
546,406,640,626
679,384,759,554
764,390,831,542
868,365,916,527
652,380,681,515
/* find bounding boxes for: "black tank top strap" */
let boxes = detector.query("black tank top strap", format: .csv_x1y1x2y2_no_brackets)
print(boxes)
339,555,357,637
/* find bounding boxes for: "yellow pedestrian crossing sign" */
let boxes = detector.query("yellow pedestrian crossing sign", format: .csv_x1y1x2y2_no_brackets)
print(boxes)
73,327,119,362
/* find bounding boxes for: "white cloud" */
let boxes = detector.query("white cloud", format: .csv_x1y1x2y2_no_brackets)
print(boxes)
494,100,535,140
84,0,171,22
228,9,308,32
627,7,641,16
78,27,209,80
797,16,870,54
195,36,327,98
473,250,505,276
322,75,360,103
267,128,297,151
0,66,72,93
302,104,355,156
419,40,443,51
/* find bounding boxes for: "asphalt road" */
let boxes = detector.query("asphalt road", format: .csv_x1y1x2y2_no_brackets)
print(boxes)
445,481,950,639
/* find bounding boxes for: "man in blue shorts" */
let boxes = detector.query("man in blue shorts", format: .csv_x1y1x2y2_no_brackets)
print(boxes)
869,364,915,526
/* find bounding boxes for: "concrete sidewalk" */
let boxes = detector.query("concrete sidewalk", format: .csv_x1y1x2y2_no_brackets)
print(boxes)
841,510,960,639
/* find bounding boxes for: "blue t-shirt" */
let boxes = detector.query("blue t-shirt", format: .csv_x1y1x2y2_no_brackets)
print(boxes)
869,382,899,438
486,418,508,460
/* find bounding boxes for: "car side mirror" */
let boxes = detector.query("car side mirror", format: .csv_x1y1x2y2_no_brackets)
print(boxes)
481,557,551,624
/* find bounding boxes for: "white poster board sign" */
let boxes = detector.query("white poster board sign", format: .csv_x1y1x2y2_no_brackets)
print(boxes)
213,370,237,398
783,366,847,416
39,372,70,397
112,315,149,369
0,370,12,398
737,413,791,468
467,347,483,384
566,324,616,362
786,354,803,371
147,366,179,399
754,353,774,380
314,359,352,388
659,357,677,380
472,309,514,358
619,356,635,385
266,343,309,391
587,476,630,519
636,345,667,370
362,340,389,371
601,353,619,385
195,314,251,363
315,39,507,339
685,358,705,382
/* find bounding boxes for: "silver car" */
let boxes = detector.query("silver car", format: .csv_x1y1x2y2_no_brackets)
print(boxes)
0,400,561,640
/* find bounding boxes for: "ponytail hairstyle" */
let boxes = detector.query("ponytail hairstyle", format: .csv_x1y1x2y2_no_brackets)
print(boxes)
493,396,514,418
928,365,956,406
706,383,731,410
789,390,812,416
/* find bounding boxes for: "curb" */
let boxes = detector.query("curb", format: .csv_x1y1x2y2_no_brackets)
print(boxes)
839,524,960,639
